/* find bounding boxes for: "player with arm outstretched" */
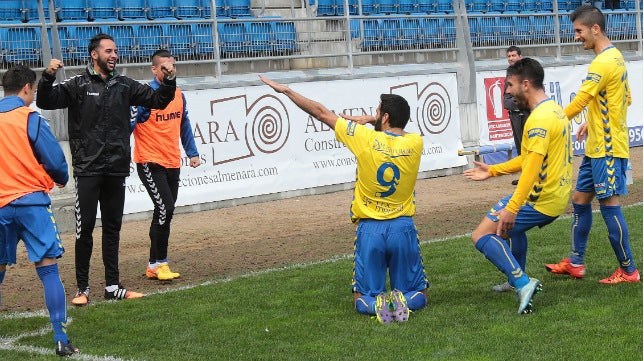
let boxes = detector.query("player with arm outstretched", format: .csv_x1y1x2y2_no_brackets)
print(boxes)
259,75,429,323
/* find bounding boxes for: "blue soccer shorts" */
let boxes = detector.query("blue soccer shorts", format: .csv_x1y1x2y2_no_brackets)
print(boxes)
486,194,557,234
352,216,429,297
575,155,628,199
0,204,65,265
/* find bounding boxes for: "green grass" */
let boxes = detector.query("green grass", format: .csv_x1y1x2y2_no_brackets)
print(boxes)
2,205,642,360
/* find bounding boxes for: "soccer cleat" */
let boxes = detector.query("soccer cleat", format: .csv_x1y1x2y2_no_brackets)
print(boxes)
71,287,90,306
545,258,586,279
491,281,514,292
390,289,410,322
55,340,79,356
516,278,542,314
599,268,641,284
155,264,181,281
374,292,393,324
104,284,144,300
146,265,157,279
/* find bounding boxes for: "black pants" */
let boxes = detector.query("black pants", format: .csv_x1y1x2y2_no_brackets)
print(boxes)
75,175,126,290
509,111,528,155
136,163,180,263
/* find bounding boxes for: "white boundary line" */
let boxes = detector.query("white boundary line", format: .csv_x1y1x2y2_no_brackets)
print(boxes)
1,202,640,359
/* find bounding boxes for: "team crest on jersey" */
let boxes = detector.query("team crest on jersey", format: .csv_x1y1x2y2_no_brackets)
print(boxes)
586,72,601,83
346,121,357,136
528,128,547,139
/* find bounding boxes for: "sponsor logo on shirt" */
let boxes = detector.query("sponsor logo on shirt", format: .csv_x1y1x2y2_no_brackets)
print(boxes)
586,72,602,83
528,128,547,139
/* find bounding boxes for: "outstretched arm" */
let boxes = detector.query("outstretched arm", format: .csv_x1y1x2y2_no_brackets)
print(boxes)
259,75,338,129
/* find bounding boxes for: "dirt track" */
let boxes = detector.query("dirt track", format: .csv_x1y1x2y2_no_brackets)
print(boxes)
1,148,641,312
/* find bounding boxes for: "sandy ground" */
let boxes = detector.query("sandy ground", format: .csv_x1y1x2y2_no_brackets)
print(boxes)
1,147,641,312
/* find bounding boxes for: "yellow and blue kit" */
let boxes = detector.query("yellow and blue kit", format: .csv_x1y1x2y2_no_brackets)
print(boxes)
334,118,429,305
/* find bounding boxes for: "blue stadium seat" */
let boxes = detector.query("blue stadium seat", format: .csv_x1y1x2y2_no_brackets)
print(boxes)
532,11,554,43
202,0,227,18
135,23,168,59
167,23,195,56
513,13,533,43
246,20,273,53
270,20,297,53
53,25,77,61
89,0,119,20
376,0,398,14
0,25,42,64
71,24,107,60
313,0,337,16
421,16,442,47
192,22,214,56
467,0,491,12
218,21,247,55
23,1,53,21
436,0,453,12
361,16,382,49
398,17,421,47
381,17,399,47
229,0,251,17
623,12,637,39
439,17,456,47
336,0,359,15
399,0,418,13
105,23,137,60
0,1,24,21
361,0,376,14
417,0,435,12
490,0,506,12
534,0,553,11
558,11,574,43
559,0,582,11
505,0,522,12
467,13,482,46
521,0,537,12
175,0,202,18
498,12,517,41
149,0,175,19
117,0,149,20
57,0,91,21
477,14,497,46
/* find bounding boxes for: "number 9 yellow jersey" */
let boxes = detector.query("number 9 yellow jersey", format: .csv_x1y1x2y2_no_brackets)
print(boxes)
334,118,423,222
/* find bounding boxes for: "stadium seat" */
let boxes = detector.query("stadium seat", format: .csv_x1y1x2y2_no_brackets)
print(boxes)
23,1,52,21
521,0,537,12
477,13,497,46
532,11,555,43
167,23,195,57
376,0,399,14
229,0,251,17
467,13,482,46
70,24,107,60
175,0,202,18
117,0,149,20
417,0,434,12
218,21,247,55
57,0,91,21
336,0,359,15
623,12,636,39
534,0,553,11
105,23,137,60
89,0,119,20
469,0,491,12
398,17,422,47
53,25,77,61
398,0,418,13
245,20,273,53
0,0,23,21
439,17,456,47
271,20,297,53
0,25,42,64
361,16,382,49
135,23,168,59
149,0,175,19
513,13,533,43
490,0,506,12
436,0,453,12
498,12,517,42
192,22,214,56
505,0,522,12
314,0,337,16
558,11,574,43
421,16,441,47
361,0,376,14
381,17,399,47
559,0,582,11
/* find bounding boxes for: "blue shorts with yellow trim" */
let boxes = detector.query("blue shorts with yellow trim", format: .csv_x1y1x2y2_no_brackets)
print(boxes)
0,204,64,265
575,156,628,199
486,195,557,233
351,216,429,297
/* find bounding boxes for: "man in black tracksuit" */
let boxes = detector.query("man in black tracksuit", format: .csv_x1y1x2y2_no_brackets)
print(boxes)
37,33,177,305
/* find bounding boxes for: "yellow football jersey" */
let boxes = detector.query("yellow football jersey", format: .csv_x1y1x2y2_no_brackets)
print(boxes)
579,46,631,158
334,118,423,222
521,99,574,217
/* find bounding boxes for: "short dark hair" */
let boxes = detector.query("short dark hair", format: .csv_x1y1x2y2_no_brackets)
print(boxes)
88,33,115,54
151,49,173,65
570,5,605,32
506,57,545,91
1,64,36,94
380,93,410,129
506,45,521,55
